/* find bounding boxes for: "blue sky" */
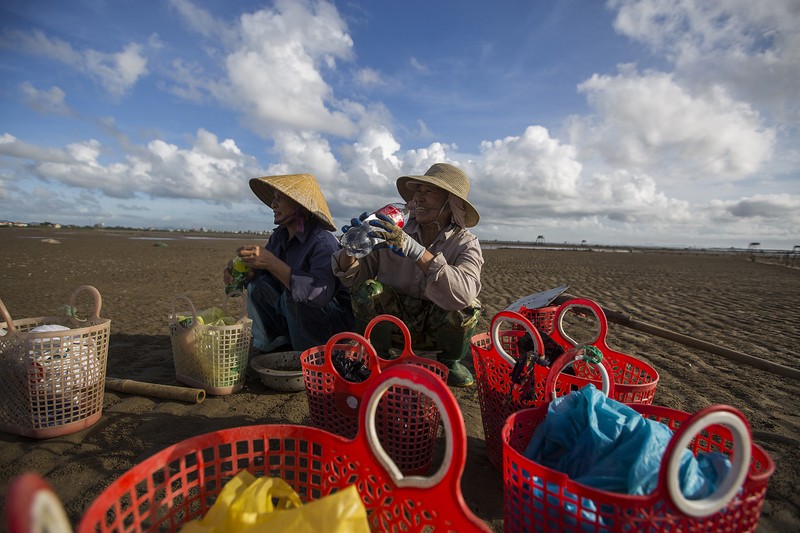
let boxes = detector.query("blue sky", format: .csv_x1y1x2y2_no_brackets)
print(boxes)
1,0,798,249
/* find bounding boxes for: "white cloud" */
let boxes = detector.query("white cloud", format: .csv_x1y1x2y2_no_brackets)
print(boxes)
1,29,149,97
0,129,259,201
608,0,800,124
409,57,428,73
0,133,72,162
0,29,81,64
169,0,358,137
477,125,583,207
583,169,693,223
725,193,800,221
704,193,800,241
169,0,219,39
568,67,775,182
342,126,401,183
161,59,209,103
19,82,71,115
83,43,149,97
267,130,342,185
356,67,384,86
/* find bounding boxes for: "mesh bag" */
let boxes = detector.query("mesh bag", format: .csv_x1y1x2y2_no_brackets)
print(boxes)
472,298,659,470
0,285,110,439
301,314,448,475
502,350,775,532
74,364,490,532
169,293,252,395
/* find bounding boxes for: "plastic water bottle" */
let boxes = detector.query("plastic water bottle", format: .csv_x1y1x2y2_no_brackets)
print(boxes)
225,256,250,295
340,203,410,258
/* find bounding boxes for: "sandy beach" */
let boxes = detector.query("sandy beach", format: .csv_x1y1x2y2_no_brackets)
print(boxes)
1,227,798,532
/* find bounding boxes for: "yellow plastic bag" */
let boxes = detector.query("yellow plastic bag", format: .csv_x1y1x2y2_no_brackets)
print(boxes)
180,471,369,533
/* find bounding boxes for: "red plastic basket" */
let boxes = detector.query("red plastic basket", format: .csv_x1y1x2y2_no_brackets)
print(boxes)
472,298,660,470
300,314,448,475
472,309,617,470
71,365,490,532
547,298,659,404
516,305,558,334
502,351,775,532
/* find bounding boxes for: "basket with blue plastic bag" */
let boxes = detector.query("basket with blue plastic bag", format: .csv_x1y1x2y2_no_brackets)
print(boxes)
501,345,775,532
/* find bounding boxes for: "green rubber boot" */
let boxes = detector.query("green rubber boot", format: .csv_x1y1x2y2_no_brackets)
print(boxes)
443,360,474,387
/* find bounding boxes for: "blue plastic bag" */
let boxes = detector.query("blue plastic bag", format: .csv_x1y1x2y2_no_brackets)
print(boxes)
524,385,731,497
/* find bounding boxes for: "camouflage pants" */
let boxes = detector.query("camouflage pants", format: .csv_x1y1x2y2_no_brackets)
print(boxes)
350,279,481,365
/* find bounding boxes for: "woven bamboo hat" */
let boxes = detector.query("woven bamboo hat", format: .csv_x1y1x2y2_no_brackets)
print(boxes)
397,163,480,227
249,173,336,231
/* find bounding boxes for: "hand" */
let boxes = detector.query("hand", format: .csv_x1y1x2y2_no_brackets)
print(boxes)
369,213,425,260
341,212,369,234
237,245,267,272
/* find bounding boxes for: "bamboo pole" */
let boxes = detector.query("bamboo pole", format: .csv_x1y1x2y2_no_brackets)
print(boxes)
105,377,206,403
553,294,800,380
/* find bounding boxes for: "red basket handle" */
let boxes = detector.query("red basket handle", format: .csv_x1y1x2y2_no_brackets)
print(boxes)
549,297,611,351
319,331,381,381
363,314,414,362
359,364,467,492
66,285,103,322
490,310,545,365
659,405,752,518
543,345,615,401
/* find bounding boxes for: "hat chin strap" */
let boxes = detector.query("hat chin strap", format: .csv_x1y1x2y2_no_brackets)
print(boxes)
419,201,449,232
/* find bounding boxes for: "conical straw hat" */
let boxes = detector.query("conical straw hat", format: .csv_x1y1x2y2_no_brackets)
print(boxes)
249,173,336,231
396,163,480,227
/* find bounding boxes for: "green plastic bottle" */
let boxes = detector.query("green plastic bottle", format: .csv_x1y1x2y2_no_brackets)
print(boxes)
226,256,250,295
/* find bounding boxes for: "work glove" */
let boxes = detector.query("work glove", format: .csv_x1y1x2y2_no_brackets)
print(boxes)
369,213,426,260
341,212,369,234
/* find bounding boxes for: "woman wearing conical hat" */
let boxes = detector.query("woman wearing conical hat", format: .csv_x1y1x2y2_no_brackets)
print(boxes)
332,163,483,387
226,173,354,352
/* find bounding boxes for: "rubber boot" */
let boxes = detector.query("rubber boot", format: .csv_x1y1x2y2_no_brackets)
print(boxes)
434,307,480,387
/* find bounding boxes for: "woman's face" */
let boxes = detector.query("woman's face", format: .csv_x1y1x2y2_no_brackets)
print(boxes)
412,184,450,226
271,191,300,227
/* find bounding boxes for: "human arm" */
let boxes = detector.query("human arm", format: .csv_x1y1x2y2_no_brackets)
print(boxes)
335,226,483,310
368,213,426,261
285,231,345,306
420,229,483,310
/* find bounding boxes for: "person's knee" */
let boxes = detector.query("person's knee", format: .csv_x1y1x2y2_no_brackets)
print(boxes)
433,306,480,363
247,276,281,305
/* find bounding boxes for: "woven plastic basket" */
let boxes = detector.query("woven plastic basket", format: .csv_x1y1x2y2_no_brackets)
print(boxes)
67,364,491,532
502,350,775,532
548,298,659,404
0,285,110,439
472,310,616,470
516,305,558,335
472,298,660,470
301,314,448,475
168,293,252,395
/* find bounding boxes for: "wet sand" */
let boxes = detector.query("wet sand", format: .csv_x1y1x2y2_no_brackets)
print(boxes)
1,227,798,531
